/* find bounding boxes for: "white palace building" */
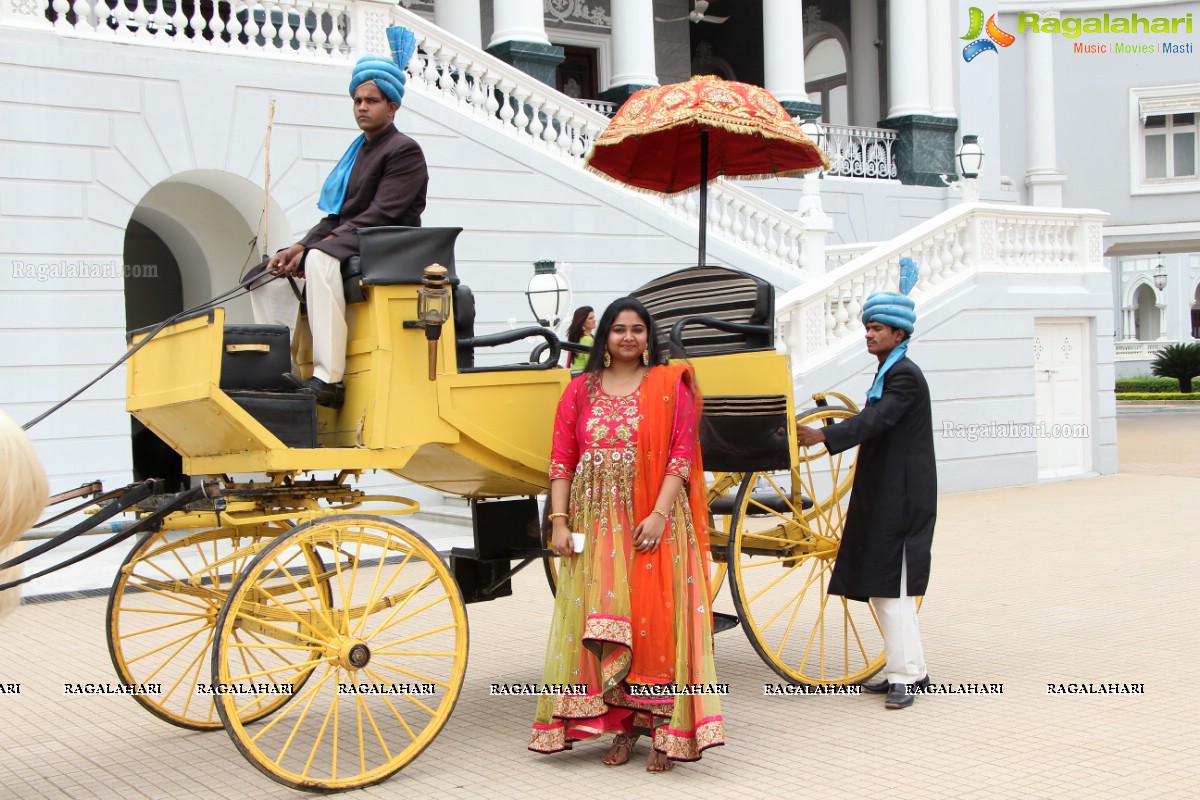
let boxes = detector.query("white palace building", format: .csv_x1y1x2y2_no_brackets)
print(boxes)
1,0,1197,507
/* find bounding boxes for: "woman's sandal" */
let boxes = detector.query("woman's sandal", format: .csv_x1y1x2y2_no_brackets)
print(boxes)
602,733,639,766
646,749,674,773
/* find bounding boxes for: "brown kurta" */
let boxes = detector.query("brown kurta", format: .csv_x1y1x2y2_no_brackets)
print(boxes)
300,124,428,262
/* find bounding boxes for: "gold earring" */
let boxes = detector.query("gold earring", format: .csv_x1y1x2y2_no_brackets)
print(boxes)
603,351,611,367
642,348,650,366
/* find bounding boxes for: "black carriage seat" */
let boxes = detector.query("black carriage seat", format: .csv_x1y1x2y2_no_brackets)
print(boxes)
632,266,789,474
630,265,774,358
218,324,317,448
341,226,560,373
341,226,464,303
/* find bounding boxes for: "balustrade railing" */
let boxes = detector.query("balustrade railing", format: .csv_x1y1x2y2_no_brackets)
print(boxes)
1115,341,1174,359
29,0,353,58
822,124,898,180
776,204,1108,372
826,242,876,272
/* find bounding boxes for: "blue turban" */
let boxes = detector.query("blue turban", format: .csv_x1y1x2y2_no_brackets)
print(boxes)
319,27,417,215
862,258,919,405
861,291,916,334
350,56,407,105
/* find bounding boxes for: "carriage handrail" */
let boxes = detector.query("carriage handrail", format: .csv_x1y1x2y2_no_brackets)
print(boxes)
457,326,562,372
530,338,590,365
668,316,774,357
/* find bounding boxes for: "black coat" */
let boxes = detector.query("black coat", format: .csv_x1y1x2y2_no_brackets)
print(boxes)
822,356,937,601
301,125,428,263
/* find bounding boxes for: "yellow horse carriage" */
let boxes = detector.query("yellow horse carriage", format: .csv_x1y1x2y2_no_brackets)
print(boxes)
95,226,874,791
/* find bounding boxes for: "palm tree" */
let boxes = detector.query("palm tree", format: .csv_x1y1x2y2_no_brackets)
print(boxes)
1150,343,1200,393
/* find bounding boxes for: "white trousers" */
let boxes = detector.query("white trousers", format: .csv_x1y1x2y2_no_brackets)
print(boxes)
869,552,926,684
248,249,346,384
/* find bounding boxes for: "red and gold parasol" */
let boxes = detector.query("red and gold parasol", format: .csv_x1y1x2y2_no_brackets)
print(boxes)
585,76,829,266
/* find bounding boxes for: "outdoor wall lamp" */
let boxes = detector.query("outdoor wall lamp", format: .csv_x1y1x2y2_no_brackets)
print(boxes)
526,260,571,328
957,134,985,179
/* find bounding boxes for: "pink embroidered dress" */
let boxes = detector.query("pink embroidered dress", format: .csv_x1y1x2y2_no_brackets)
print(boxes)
528,369,724,761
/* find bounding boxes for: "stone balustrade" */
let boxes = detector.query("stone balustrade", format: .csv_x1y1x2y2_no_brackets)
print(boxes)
776,203,1109,374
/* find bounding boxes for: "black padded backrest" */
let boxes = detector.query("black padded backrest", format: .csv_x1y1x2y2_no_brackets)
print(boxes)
630,266,775,355
357,226,463,285
453,285,476,369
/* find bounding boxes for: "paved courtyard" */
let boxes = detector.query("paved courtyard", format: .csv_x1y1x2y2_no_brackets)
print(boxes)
0,408,1197,800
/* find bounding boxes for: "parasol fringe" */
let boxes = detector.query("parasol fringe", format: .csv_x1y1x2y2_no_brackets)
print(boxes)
583,162,824,198
586,118,832,172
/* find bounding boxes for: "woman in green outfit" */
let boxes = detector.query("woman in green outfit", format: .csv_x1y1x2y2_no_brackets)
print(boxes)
564,306,596,370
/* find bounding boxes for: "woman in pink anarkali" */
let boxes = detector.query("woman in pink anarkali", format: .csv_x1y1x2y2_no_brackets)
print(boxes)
529,298,723,772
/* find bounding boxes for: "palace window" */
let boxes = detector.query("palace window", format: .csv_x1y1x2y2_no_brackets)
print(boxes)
1131,85,1200,194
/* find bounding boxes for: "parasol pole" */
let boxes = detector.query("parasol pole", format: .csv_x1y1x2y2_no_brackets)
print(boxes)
697,126,708,268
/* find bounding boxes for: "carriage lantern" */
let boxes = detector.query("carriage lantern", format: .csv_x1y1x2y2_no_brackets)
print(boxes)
525,260,570,328
418,263,451,380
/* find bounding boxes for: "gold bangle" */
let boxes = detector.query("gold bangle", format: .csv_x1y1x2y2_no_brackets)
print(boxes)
548,512,568,520
652,508,669,520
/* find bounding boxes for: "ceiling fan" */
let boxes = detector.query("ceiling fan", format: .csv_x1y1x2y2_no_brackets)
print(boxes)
655,0,729,25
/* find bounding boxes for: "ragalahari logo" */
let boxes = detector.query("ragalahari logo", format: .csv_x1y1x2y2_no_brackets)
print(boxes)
962,7,1016,61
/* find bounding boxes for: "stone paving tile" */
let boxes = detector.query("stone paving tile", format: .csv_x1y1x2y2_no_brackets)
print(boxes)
1,411,1198,800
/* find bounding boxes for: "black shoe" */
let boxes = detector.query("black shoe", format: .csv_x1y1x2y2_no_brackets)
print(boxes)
884,683,913,708
883,675,930,709
863,674,927,694
283,373,345,409
861,677,890,694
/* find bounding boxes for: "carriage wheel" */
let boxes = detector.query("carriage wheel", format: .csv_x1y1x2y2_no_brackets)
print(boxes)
212,514,468,792
728,406,900,685
107,522,321,730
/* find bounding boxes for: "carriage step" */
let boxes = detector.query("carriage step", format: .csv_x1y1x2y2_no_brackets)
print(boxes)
713,612,740,634
709,490,813,516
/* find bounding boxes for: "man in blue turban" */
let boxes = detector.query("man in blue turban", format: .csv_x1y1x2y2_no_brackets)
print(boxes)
257,27,426,408
796,258,937,709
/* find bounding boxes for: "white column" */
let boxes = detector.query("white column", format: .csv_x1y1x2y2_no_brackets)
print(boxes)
1157,303,1169,340
926,0,955,117
886,0,930,117
489,0,551,47
849,0,880,126
763,0,807,106
609,0,658,88
435,0,482,48
1024,10,1066,206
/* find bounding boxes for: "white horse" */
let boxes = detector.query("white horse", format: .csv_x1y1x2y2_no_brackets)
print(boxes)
0,410,48,617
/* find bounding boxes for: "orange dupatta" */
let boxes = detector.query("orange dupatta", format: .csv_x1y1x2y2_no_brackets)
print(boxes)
627,364,711,685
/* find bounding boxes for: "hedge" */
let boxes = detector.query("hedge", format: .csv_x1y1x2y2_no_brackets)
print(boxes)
1115,377,1198,393
1116,393,1200,401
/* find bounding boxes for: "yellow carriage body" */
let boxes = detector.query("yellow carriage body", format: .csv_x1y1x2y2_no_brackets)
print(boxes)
127,287,570,495
127,280,797,499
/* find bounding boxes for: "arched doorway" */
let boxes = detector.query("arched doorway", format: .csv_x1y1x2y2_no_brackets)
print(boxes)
124,171,291,485
1132,283,1160,341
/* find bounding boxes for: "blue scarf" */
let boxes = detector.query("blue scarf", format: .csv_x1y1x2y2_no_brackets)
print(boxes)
317,134,366,215
866,340,908,405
